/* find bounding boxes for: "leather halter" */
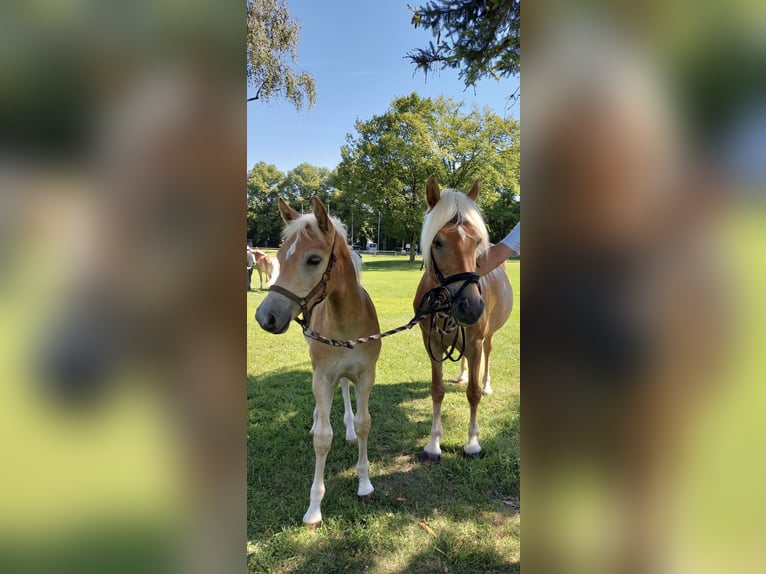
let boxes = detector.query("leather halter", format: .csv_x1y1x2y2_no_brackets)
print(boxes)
268,234,338,328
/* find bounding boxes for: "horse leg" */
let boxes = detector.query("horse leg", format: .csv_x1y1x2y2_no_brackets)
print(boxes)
309,406,317,436
456,356,469,384
341,377,358,443
353,369,374,499
464,343,484,458
421,360,444,464
310,378,355,442
482,335,494,396
303,373,334,526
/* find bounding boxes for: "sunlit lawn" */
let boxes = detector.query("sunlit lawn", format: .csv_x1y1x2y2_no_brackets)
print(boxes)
247,253,520,573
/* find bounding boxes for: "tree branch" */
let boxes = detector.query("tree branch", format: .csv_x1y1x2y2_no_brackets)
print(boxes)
247,81,265,103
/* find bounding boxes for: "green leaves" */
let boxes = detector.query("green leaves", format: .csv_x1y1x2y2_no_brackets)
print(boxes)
407,0,520,89
247,0,316,109
247,162,339,246
335,93,519,257
248,94,519,249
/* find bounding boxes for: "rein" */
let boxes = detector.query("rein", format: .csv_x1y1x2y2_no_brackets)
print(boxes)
422,249,481,363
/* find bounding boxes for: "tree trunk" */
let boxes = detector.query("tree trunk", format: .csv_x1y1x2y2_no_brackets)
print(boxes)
409,233,417,263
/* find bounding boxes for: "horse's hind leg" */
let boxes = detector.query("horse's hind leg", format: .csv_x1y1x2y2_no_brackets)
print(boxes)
309,406,317,436
353,368,374,499
482,335,494,396
303,373,334,526
341,377,358,443
310,378,355,441
457,356,469,384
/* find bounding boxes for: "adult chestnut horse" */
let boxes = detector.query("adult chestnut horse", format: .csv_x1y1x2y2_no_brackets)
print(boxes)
415,176,513,463
255,196,381,526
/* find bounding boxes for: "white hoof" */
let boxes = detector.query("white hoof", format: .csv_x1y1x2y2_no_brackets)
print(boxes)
464,439,482,456
482,385,494,396
357,481,374,498
303,506,322,526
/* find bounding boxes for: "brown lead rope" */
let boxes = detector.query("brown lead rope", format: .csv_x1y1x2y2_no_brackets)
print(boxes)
299,284,453,349
300,313,424,349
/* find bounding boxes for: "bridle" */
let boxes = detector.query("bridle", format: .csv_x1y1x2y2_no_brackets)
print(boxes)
268,234,338,329
429,248,481,298
420,245,482,363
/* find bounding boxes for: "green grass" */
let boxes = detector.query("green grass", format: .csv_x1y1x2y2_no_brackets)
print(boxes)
247,254,520,573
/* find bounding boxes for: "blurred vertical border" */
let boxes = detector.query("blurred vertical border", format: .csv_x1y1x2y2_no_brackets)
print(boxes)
0,1,246,573
522,1,766,573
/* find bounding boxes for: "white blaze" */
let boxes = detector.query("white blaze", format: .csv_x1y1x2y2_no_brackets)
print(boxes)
285,237,298,260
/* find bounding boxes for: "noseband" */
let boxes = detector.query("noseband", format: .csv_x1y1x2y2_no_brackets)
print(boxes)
268,234,338,328
416,248,482,363
429,248,481,300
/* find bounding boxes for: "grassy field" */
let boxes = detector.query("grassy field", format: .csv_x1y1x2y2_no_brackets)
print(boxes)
247,253,520,574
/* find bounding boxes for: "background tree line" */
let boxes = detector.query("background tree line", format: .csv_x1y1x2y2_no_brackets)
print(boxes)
248,93,519,260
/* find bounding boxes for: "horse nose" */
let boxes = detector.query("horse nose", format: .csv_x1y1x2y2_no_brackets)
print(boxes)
255,299,290,334
264,312,277,330
455,296,484,326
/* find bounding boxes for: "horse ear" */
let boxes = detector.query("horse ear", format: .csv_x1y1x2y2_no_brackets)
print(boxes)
467,179,479,201
312,196,332,236
426,175,440,209
278,197,300,223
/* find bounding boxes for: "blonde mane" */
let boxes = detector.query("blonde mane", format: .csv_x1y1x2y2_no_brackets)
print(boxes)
420,189,490,270
282,213,361,281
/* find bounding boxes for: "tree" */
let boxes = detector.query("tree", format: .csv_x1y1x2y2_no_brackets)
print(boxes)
279,163,334,211
407,0,520,88
247,0,316,109
247,162,345,246
335,94,440,261
335,93,519,261
247,162,285,247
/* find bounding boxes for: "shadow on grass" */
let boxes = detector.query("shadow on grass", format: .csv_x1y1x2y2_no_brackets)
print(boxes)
248,526,518,574
248,369,520,573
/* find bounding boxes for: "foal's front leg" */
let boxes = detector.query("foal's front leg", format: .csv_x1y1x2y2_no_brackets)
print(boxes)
304,373,334,526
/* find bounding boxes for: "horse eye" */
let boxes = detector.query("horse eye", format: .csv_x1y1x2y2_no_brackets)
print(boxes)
433,238,443,248
306,255,322,266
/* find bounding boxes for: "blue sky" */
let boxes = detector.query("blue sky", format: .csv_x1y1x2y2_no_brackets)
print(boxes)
247,0,519,173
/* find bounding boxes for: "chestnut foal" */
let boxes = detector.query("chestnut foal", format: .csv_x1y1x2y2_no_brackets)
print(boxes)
256,196,381,525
